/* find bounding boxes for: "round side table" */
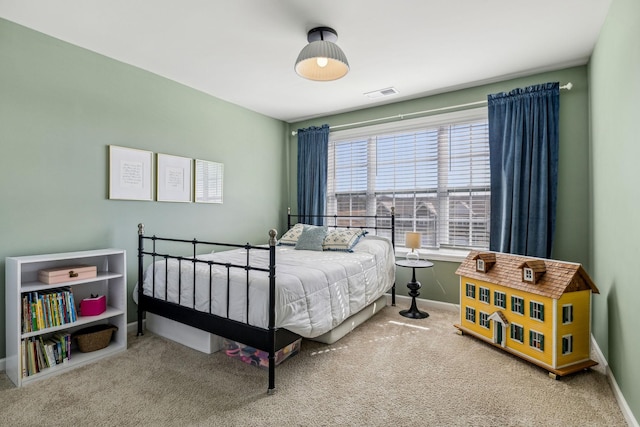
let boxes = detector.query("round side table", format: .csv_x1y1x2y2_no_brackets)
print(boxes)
395,259,434,319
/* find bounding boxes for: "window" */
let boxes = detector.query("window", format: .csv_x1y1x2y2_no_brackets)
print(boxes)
326,109,490,251
494,291,506,309
530,301,545,321
530,330,545,351
562,305,573,324
479,312,490,329
562,335,573,355
523,268,534,282
466,283,476,299
479,287,490,304
465,306,476,323
511,296,524,315
476,259,485,271
511,323,524,343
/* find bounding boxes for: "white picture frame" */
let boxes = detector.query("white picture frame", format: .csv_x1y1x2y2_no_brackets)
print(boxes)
194,159,224,204
108,145,154,201
157,153,193,203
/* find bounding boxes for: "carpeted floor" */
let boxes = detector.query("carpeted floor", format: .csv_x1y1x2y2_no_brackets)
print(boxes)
0,305,628,426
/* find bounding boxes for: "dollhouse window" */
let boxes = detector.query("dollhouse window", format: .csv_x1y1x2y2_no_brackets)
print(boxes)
530,301,545,321
523,267,534,282
476,259,485,272
466,283,476,299
511,296,525,315
494,291,506,309
562,335,573,355
479,312,490,329
479,287,490,303
510,324,524,343
530,330,545,351
465,306,476,323
562,305,574,324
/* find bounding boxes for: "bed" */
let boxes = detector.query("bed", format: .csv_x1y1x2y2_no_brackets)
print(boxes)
136,211,396,392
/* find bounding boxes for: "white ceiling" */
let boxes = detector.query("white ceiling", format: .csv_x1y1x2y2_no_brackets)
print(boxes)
0,0,612,123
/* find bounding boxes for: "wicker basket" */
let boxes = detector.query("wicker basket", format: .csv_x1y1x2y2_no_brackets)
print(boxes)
74,324,118,353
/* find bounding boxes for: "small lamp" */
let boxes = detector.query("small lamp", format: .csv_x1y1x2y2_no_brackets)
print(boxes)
405,232,422,261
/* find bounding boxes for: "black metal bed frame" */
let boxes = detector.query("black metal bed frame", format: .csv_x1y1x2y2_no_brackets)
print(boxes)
136,210,395,393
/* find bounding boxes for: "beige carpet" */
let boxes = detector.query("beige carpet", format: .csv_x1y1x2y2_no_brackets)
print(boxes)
0,306,627,426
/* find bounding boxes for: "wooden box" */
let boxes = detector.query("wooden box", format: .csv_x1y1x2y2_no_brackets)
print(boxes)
38,265,97,284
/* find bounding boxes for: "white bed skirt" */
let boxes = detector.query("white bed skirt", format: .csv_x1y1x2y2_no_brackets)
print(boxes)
146,294,389,353
310,294,388,344
146,312,224,354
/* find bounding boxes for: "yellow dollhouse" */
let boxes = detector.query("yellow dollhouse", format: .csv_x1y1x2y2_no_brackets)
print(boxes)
454,251,599,378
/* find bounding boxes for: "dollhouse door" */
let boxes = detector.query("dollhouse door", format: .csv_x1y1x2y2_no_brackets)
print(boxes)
488,311,508,347
494,323,504,346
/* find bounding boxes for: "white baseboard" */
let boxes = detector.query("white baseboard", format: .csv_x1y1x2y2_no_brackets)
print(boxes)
591,335,638,427
388,293,459,313
127,319,146,335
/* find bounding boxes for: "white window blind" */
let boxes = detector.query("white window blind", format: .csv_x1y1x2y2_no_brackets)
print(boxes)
327,108,490,250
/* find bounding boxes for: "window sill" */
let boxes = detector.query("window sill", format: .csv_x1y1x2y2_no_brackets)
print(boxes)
395,247,470,263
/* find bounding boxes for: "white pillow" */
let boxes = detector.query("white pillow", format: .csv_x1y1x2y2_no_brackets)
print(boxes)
323,228,367,252
278,223,304,246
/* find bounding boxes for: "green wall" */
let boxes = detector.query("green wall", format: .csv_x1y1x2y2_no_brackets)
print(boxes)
288,66,592,304
589,0,640,420
0,19,288,359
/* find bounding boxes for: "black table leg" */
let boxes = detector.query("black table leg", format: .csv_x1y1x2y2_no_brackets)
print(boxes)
399,267,429,319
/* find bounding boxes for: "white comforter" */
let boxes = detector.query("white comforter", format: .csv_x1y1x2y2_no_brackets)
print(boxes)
139,236,395,338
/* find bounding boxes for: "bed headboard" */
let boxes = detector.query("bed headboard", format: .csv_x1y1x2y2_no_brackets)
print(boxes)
286,207,396,249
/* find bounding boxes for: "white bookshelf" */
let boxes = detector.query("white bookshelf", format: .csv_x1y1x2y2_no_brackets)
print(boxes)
5,249,127,387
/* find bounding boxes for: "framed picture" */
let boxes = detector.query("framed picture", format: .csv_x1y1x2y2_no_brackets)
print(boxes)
157,153,193,202
194,159,224,204
108,145,154,201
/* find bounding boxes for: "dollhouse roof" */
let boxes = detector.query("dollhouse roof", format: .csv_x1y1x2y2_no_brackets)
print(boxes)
456,251,600,299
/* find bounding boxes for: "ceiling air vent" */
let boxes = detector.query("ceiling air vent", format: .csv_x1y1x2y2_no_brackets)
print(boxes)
364,87,399,99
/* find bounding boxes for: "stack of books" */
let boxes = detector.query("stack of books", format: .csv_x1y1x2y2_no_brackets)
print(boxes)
21,333,71,377
22,288,77,333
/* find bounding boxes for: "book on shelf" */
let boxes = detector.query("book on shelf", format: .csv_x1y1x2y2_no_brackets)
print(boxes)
21,332,71,378
21,287,78,333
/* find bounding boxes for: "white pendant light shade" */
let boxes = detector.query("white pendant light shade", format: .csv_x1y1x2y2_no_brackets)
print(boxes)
295,27,349,81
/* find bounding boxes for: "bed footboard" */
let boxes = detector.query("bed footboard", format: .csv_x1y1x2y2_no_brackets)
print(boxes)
136,224,298,393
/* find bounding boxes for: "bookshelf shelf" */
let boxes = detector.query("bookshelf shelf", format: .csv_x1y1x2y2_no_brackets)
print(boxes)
20,307,125,339
19,342,126,386
5,249,127,387
20,272,124,293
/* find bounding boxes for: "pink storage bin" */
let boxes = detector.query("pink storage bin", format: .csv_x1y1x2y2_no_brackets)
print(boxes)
80,295,106,316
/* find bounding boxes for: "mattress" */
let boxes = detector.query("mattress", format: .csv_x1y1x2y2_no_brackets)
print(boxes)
139,235,395,338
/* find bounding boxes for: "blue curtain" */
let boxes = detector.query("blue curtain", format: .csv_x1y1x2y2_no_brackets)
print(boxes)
488,83,559,258
297,124,329,225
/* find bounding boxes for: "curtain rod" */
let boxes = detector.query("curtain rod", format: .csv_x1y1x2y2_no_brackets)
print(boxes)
291,82,573,136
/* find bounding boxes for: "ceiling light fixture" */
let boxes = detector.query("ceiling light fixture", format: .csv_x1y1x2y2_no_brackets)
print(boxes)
295,27,349,81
